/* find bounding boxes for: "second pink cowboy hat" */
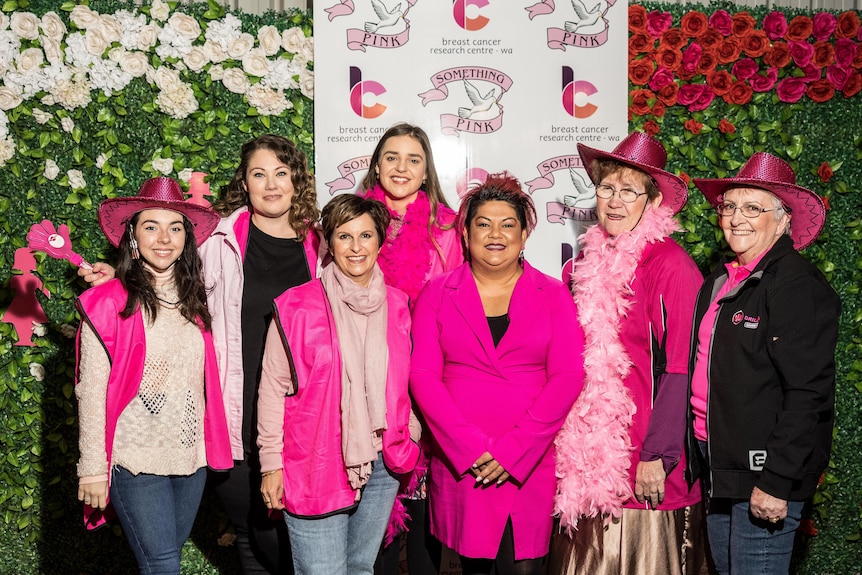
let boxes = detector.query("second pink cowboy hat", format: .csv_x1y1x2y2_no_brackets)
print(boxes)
577,131,689,215
98,177,219,248
694,152,826,251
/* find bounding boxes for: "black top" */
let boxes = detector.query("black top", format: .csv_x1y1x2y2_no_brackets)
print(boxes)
487,314,510,348
240,221,311,454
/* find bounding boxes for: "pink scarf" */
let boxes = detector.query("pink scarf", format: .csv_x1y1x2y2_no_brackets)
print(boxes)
321,263,389,490
554,205,679,531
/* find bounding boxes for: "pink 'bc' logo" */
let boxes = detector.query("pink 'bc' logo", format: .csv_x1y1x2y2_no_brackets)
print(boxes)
562,66,598,118
349,66,387,119
453,0,490,31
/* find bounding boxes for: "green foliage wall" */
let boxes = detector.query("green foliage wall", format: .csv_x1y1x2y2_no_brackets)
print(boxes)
0,1,860,574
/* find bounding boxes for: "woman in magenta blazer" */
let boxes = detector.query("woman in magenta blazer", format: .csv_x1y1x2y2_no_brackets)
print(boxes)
409,172,585,575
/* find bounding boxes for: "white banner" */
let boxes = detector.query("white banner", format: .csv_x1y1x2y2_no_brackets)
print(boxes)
314,0,628,279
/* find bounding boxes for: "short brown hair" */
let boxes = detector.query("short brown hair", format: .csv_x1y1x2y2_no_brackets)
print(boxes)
321,194,390,247
590,160,660,201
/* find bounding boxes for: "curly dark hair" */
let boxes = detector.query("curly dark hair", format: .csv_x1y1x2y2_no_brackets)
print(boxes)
116,212,212,330
458,171,537,235
321,194,390,248
214,134,318,241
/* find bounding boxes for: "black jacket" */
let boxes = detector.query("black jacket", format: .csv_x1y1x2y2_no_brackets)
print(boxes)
684,235,840,501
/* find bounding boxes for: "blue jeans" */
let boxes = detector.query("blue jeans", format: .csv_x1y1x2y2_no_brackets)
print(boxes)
110,466,207,575
706,497,804,575
285,452,400,575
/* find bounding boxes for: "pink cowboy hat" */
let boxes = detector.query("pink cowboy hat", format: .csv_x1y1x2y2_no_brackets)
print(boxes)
577,131,689,215
98,177,219,248
693,152,826,251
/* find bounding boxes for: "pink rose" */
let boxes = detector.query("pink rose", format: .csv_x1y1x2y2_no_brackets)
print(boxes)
732,58,760,80
688,86,716,112
801,63,823,82
750,67,778,92
812,12,837,41
709,10,733,36
834,37,857,68
677,83,707,106
762,12,788,40
648,66,675,91
776,77,807,102
682,43,703,73
647,10,673,38
826,64,851,90
789,41,814,67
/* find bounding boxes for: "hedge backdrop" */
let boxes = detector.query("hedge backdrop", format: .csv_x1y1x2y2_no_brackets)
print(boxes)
0,1,859,573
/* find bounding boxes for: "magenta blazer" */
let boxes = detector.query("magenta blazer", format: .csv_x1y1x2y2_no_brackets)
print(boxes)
410,262,585,560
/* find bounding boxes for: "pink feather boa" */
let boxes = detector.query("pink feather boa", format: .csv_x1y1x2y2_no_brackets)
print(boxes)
554,205,680,532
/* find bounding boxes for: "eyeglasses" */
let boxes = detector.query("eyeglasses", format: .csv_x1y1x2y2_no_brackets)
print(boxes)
715,202,786,218
595,184,648,203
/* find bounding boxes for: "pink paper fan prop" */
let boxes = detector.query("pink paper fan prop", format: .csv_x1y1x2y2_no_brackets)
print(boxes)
27,220,92,269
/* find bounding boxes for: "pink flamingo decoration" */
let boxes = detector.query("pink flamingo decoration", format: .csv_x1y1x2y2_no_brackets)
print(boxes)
26,219,92,269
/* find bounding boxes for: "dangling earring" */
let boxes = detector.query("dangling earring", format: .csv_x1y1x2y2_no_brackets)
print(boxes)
519,249,525,265
128,224,139,260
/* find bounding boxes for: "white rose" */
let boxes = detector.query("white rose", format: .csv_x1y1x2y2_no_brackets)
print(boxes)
61,116,74,133
43,159,59,180
242,48,269,78
32,322,48,337
155,83,198,119
299,69,314,100
221,67,250,94
16,47,43,74
85,29,109,56
40,35,63,64
208,64,224,81
136,23,160,51
11,12,39,40
150,0,170,22
246,84,290,116
183,46,209,72
32,108,51,124
39,12,66,41
0,138,14,165
177,168,193,182
152,157,174,175
60,323,77,338
0,86,23,110
168,12,201,41
153,66,181,90
99,15,122,45
0,12,9,32
118,51,149,78
227,33,254,59
301,37,314,63
95,153,108,168
70,5,100,30
40,94,55,106
67,168,86,190
203,39,228,64
258,25,281,56
282,27,306,54
29,362,45,382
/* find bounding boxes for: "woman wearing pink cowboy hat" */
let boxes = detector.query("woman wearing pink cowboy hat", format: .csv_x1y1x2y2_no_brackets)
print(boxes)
75,177,232,574
550,132,710,575
685,153,840,575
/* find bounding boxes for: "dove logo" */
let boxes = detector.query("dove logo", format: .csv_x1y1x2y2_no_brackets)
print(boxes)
562,66,598,118
349,66,387,119
453,0,490,31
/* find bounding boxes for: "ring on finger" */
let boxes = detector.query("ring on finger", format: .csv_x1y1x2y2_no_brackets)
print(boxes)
769,516,780,523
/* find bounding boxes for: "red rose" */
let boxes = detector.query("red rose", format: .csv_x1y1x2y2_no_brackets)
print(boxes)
629,4,648,34
726,80,753,105
681,11,709,38
826,65,850,90
651,101,666,117
834,37,856,68
750,68,779,92
813,41,835,68
684,119,703,134
821,195,831,211
659,27,686,51
806,78,835,102
789,40,815,67
656,46,683,71
732,57,760,80
678,171,691,187
812,12,837,41
643,120,660,136
743,30,770,57
776,77,807,102
854,44,862,69
786,15,813,42
696,49,719,75
648,66,675,90
681,43,703,74
630,88,656,116
843,71,862,97
798,519,819,537
629,59,656,86
817,161,834,183
731,12,756,38
657,82,679,106
629,33,655,56
836,11,861,39
718,119,736,134
762,11,788,40
697,28,724,50
764,41,792,68
707,70,734,95
801,63,822,82
716,37,743,64
647,10,673,38
709,10,733,36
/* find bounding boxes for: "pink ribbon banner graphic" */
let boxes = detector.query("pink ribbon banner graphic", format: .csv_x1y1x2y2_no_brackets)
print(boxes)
525,0,555,20
418,67,514,106
347,22,411,52
325,0,355,21
440,110,505,137
525,154,584,194
325,155,372,195
546,202,597,224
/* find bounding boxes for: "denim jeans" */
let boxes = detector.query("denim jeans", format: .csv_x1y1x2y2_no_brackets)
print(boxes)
285,452,400,575
705,493,803,575
110,466,207,575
